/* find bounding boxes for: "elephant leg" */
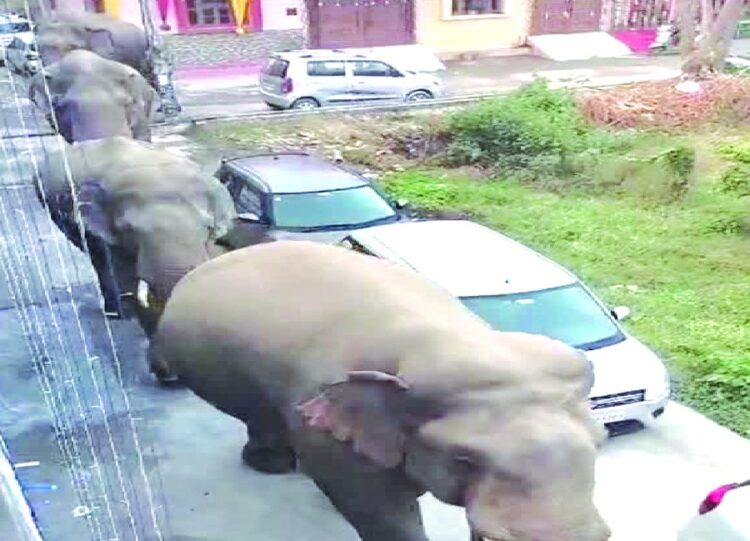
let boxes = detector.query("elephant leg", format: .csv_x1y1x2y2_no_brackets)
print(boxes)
85,233,125,318
146,337,181,384
293,430,428,541
242,402,296,474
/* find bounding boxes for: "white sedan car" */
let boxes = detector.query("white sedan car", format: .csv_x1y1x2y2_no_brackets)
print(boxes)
338,219,671,435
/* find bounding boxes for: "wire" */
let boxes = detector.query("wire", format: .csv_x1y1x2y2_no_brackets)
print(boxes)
0,1,172,539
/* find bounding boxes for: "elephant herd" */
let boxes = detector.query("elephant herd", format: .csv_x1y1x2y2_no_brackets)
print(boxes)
29,11,158,144
28,13,612,541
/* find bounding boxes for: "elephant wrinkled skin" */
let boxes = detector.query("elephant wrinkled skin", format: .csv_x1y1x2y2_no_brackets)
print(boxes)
29,50,158,143
151,241,611,541
34,11,153,84
36,137,236,341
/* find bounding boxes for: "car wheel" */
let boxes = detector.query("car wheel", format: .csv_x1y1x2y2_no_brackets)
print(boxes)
406,90,433,103
291,97,320,110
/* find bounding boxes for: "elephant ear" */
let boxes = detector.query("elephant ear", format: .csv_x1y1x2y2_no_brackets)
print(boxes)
297,371,411,469
87,29,116,59
206,181,237,240
77,180,116,244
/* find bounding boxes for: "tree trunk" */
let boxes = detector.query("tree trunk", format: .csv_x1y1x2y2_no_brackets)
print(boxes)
700,0,716,35
681,0,745,77
677,0,699,58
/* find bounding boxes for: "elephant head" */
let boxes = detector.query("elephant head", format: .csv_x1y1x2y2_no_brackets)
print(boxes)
39,137,235,331
298,332,610,541
29,50,159,143
34,11,151,81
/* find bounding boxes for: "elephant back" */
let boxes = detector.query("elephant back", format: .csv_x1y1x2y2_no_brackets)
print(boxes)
35,12,149,76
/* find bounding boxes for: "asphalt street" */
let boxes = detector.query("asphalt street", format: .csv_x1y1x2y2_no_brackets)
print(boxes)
172,55,684,120
0,65,749,541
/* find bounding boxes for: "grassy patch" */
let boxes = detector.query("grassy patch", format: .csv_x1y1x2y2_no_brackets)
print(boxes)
384,170,750,436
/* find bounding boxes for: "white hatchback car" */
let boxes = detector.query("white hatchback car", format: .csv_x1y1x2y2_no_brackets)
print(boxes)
339,220,671,434
259,50,443,110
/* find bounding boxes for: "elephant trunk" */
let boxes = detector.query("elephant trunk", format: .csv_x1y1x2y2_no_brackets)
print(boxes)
464,476,611,541
136,238,212,304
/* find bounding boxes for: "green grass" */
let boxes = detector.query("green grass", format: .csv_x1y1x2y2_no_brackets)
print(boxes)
383,170,750,436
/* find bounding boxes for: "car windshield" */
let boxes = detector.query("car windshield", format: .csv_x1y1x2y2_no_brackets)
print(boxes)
0,22,30,33
271,186,397,231
461,284,625,350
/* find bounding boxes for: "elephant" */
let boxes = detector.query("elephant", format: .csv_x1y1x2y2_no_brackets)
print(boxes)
33,11,154,86
150,241,612,541
35,136,236,338
28,49,159,143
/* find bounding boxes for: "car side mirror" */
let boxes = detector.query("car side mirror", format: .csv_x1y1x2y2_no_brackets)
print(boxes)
237,212,261,223
390,70,403,78
395,198,409,209
611,306,631,321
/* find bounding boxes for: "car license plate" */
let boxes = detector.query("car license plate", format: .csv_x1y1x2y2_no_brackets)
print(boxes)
592,411,626,424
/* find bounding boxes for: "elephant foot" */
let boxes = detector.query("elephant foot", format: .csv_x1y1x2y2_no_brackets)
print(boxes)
241,443,297,474
155,373,183,387
150,362,182,387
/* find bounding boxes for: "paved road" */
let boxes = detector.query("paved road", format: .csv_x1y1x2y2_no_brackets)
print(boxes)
173,55,683,120
1,67,749,541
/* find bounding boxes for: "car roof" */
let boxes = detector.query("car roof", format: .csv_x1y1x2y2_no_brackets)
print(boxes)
272,50,386,63
346,220,577,297
223,152,369,193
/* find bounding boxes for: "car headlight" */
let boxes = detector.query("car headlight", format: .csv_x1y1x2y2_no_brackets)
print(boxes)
645,368,671,401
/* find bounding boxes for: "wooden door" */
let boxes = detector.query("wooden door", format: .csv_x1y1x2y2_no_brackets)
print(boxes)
531,0,603,35
307,0,415,49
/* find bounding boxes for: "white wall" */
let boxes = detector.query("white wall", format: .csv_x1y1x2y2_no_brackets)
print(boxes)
261,0,301,30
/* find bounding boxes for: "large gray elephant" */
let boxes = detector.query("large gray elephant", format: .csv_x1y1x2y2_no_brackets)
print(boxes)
34,11,153,85
28,49,158,143
150,241,611,541
36,136,236,334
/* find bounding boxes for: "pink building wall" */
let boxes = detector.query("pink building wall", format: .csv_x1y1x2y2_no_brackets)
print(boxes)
52,0,302,34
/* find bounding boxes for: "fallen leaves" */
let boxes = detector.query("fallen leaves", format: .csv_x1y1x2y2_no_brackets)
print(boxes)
579,76,750,129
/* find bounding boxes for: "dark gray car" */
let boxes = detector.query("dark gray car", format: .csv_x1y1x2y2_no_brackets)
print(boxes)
214,151,407,246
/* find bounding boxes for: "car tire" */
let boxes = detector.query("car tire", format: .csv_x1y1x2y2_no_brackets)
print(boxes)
405,90,433,103
291,97,320,110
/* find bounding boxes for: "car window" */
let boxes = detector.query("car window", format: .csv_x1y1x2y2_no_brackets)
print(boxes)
350,60,396,77
461,284,625,350
218,170,240,195
236,186,263,215
0,22,30,33
307,60,346,77
264,58,289,78
271,186,397,231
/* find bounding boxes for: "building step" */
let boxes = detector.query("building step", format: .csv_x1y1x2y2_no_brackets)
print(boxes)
528,32,633,61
